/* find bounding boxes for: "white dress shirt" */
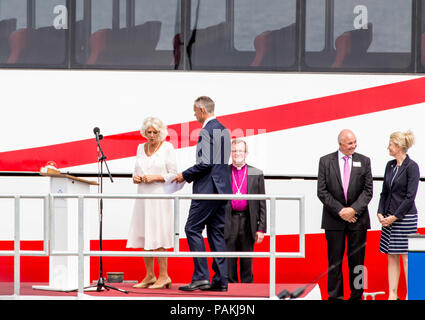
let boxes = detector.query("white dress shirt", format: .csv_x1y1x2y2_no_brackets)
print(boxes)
202,116,216,128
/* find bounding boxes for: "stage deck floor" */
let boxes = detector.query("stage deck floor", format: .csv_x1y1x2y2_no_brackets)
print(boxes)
0,282,321,300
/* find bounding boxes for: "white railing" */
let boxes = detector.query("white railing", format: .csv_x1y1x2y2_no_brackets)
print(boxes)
0,193,305,299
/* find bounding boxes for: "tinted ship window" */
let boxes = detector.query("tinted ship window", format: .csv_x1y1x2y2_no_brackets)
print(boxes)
188,0,297,71
74,0,180,69
0,0,67,67
305,0,413,72
420,0,425,70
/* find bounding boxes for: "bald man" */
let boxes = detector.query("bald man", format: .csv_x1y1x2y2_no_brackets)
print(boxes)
317,129,373,300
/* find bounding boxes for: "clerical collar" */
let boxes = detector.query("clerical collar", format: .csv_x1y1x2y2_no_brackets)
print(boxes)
232,163,246,170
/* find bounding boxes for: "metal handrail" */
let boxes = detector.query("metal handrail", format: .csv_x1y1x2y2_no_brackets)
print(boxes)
0,193,305,299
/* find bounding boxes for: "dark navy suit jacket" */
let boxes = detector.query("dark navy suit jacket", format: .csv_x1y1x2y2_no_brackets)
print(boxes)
181,118,231,284
377,155,420,220
182,118,232,195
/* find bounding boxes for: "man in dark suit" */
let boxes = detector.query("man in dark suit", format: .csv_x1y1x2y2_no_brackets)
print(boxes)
173,96,232,292
224,139,267,283
317,129,373,300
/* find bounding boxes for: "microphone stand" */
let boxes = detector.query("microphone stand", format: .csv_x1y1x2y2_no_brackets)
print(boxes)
84,130,128,294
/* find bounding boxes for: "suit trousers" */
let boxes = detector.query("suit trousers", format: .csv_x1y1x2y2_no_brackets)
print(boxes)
185,199,228,285
226,210,254,283
325,229,367,300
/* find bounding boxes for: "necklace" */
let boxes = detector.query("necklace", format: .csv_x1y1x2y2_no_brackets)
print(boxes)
146,141,162,156
232,165,247,195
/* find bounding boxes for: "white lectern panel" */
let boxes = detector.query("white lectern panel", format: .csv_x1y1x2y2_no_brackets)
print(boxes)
33,175,94,291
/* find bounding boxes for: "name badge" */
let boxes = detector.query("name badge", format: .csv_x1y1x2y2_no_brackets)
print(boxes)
353,161,361,167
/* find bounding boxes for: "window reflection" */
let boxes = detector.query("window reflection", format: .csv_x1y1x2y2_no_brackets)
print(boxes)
75,0,180,69
0,0,418,72
188,0,297,70
305,0,412,70
420,0,425,68
0,0,67,66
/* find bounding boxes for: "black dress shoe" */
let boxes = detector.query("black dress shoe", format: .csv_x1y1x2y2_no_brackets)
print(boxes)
178,280,211,291
200,282,228,292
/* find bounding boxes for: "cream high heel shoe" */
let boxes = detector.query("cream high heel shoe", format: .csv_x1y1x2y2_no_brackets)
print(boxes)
148,277,172,289
133,276,157,289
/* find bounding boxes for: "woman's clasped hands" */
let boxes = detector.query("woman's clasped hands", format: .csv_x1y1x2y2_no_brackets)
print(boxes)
377,213,397,227
133,174,160,184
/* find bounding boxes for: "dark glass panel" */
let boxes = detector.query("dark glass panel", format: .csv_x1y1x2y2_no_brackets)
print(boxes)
188,0,297,71
74,0,180,69
0,0,67,66
305,0,413,72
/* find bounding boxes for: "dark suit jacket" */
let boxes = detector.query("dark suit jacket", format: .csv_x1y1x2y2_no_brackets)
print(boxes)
317,151,373,230
183,118,232,195
377,155,420,220
224,164,267,242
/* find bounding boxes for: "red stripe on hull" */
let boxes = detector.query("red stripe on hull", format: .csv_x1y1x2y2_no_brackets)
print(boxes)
1,77,425,171
1,229,423,299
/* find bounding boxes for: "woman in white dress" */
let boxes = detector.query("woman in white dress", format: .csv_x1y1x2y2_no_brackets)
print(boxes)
127,117,177,289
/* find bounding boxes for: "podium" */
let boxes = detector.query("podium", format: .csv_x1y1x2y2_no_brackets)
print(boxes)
33,173,98,292
408,234,425,300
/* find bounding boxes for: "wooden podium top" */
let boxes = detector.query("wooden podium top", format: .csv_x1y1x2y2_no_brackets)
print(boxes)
40,172,99,185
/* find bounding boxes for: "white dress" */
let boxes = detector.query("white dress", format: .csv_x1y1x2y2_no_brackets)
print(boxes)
126,141,177,250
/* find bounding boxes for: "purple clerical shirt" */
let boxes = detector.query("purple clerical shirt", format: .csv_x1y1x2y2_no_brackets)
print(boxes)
231,164,248,211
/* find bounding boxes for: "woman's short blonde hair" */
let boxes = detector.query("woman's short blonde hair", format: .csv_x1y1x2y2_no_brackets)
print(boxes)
390,130,415,153
140,117,168,141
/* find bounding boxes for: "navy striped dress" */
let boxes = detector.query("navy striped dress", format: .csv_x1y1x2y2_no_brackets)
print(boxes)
378,156,420,254
379,213,417,254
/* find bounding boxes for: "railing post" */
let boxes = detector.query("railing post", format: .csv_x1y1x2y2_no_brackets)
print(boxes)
43,195,49,254
78,195,85,297
14,196,20,296
173,196,180,252
299,196,305,257
49,194,55,255
269,196,276,298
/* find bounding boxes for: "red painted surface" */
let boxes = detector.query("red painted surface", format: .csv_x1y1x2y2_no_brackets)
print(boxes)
1,228,423,299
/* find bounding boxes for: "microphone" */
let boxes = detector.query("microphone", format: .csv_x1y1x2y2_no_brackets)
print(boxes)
290,286,306,299
277,287,306,300
93,127,103,141
277,289,290,299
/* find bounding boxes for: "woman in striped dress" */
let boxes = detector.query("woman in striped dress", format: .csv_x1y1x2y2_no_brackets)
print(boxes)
377,131,420,300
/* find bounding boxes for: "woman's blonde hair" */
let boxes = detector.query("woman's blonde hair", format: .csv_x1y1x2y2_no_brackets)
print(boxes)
140,117,168,141
390,130,415,153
